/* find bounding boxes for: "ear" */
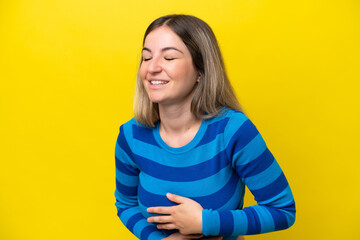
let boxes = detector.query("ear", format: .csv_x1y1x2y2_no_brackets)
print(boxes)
196,73,201,82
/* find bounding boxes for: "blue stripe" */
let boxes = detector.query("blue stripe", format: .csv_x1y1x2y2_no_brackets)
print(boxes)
135,150,230,182
194,172,240,209
257,185,294,206
251,205,274,233
196,117,230,147
116,179,138,196
115,156,139,176
280,200,296,212
219,211,234,235
139,167,233,197
264,207,289,231
202,209,221,236
116,168,138,187
132,124,160,147
232,210,248,236
126,213,144,232
116,206,129,218
132,139,220,167
120,207,142,225
138,172,240,210
226,119,259,158
114,190,135,210
231,133,267,166
117,125,135,160
140,225,159,240
251,172,289,202
236,148,274,178
244,160,282,190
243,207,261,234
216,182,243,211
138,184,175,207
115,142,137,167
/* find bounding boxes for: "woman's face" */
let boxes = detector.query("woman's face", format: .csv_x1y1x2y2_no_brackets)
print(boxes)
140,26,199,107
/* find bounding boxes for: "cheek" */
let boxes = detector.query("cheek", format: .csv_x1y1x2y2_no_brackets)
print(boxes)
139,64,146,80
181,64,198,83
138,65,149,92
171,63,194,79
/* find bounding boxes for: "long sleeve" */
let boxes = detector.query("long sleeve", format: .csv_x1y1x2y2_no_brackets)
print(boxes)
202,114,296,236
115,125,167,240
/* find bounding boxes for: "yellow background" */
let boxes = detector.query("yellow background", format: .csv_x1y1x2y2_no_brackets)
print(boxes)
1,0,359,239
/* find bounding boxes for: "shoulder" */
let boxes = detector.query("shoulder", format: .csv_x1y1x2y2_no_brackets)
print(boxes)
223,108,248,122
218,108,251,128
118,118,157,147
116,118,134,148
119,118,153,134
220,109,260,139
119,118,134,131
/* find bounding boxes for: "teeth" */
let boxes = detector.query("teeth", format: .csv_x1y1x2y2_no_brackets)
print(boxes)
150,80,168,85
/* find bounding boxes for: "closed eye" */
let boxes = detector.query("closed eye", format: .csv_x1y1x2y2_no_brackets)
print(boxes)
143,57,152,61
165,57,176,61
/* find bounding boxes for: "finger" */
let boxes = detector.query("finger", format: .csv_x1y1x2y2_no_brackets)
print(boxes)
166,193,188,204
147,215,173,223
156,223,177,230
147,206,173,214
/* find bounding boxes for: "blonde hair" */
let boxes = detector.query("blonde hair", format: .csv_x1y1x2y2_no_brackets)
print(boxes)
134,14,242,127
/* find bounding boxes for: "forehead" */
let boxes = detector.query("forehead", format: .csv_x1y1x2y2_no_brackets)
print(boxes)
143,26,187,51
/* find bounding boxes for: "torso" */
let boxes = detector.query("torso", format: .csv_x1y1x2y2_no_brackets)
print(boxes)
124,110,247,219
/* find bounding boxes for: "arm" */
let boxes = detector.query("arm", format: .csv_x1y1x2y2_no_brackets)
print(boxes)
115,125,167,240
202,117,296,236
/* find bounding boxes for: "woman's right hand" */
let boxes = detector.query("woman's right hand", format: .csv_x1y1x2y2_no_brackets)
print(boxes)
162,233,223,240
162,233,245,240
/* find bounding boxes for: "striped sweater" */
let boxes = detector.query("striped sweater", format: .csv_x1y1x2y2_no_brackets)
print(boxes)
115,109,295,240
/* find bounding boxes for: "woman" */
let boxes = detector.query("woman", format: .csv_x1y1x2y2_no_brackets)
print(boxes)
115,14,296,240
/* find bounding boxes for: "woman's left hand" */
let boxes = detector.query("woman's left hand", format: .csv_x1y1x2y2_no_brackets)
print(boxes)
147,193,203,235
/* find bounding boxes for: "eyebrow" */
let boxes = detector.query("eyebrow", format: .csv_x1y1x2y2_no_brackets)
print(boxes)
142,47,184,54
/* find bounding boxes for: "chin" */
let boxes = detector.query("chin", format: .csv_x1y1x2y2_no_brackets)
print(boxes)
148,95,166,104
149,98,162,104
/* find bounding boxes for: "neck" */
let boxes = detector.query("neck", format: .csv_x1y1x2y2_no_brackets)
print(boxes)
158,103,202,148
159,103,199,133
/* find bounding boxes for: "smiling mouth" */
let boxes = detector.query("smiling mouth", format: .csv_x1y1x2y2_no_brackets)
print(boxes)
150,80,169,85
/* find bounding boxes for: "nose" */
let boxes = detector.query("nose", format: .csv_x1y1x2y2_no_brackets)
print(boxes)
148,57,162,74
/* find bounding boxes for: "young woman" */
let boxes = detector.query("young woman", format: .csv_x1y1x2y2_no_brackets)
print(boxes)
115,15,296,240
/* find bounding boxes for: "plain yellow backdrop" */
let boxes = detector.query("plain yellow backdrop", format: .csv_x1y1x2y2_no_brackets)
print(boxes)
1,0,359,239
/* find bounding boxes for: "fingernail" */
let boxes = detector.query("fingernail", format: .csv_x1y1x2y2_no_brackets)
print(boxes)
167,193,172,197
